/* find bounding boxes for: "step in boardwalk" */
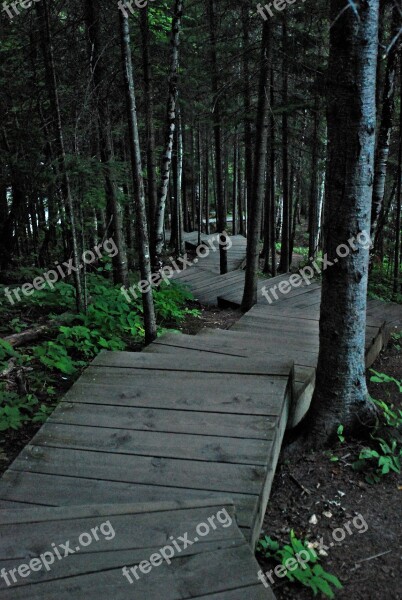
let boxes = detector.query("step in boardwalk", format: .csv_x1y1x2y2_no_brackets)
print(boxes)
1,233,400,599
0,499,274,599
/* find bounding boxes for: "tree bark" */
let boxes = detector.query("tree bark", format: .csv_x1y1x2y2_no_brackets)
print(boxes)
371,5,400,235
85,0,128,287
153,0,184,267
306,0,380,445
37,0,83,311
241,19,272,311
308,95,320,259
208,0,228,274
393,55,402,297
140,7,158,241
119,11,157,344
279,20,291,273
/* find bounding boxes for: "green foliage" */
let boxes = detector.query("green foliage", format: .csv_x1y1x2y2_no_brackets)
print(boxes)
336,424,345,443
370,369,402,393
0,386,53,432
391,332,402,351
352,437,401,484
257,531,342,598
371,398,402,428
28,277,198,375
0,339,19,371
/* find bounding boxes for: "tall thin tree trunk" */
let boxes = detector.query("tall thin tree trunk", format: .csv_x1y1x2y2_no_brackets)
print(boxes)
153,0,184,267
242,2,253,236
279,20,290,273
140,7,158,240
37,0,82,311
306,0,380,444
241,19,272,311
393,56,402,297
119,11,157,344
85,0,128,287
208,0,228,273
232,129,238,236
270,71,277,276
371,5,400,235
308,95,320,259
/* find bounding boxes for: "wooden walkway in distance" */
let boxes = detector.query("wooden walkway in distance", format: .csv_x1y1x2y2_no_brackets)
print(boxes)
0,499,274,599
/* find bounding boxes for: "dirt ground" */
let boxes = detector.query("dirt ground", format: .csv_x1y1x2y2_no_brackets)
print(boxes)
258,343,402,600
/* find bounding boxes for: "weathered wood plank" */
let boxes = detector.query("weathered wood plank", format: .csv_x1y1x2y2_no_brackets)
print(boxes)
0,501,275,599
33,422,274,465
11,446,268,495
49,401,280,439
90,351,292,376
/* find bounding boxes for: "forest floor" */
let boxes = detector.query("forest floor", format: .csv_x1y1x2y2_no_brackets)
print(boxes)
0,298,400,600
259,340,402,600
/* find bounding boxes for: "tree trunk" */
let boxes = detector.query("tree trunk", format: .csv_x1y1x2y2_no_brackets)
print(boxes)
241,2,253,237
279,20,290,273
208,0,228,274
393,56,402,297
37,0,83,311
153,0,184,267
308,95,320,259
241,19,272,311
305,0,380,445
371,5,400,235
119,11,157,344
85,0,128,287
140,7,158,240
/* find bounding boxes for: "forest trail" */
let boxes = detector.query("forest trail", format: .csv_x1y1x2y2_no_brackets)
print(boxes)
0,235,400,599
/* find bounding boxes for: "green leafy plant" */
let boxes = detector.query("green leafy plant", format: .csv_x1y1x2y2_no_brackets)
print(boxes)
391,332,402,351
370,369,402,393
257,531,342,598
352,437,401,484
337,424,345,443
371,398,402,429
0,388,50,431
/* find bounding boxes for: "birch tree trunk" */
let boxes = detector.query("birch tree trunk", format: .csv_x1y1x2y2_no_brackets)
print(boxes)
371,5,400,235
119,11,157,344
140,7,158,239
241,19,272,311
306,0,380,445
153,0,184,267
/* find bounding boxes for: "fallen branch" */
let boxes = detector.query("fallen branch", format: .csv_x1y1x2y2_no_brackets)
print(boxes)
3,325,52,348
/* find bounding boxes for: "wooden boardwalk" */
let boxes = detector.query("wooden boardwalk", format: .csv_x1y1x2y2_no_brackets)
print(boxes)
1,232,400,599
0,499,274,599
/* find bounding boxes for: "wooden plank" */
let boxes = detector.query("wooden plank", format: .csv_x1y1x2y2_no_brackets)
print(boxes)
32,422,274,465
0,500,275,599
0,544,273,600
59,376,288,415
48,402,280,440
90,351,292,377
0,471,257,528
11,445,268,495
